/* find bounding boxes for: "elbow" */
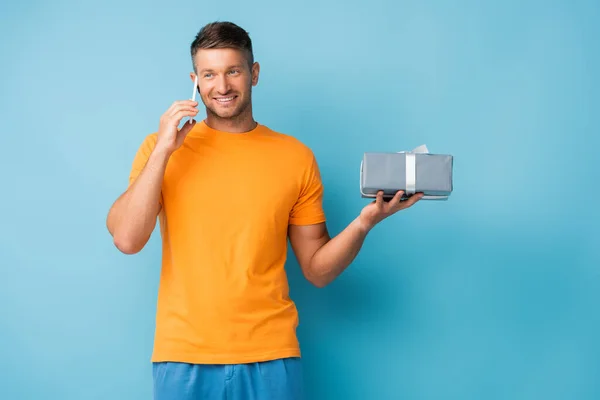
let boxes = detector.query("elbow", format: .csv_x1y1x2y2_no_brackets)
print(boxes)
107,219,152,255
302,258,332,288
309,278,329,289
113,234,143,255
304,270,331,288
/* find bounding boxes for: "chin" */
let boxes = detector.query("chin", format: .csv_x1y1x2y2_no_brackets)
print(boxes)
209,102,250,120
212,109,242,119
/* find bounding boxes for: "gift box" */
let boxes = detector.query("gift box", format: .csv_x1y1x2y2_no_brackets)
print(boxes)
360,145,453,200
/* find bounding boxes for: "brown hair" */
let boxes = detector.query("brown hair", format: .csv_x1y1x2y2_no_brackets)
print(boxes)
190,21,254,70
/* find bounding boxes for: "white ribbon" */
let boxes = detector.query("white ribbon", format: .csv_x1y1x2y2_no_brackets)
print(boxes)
405,153,416,195
401,144,448,200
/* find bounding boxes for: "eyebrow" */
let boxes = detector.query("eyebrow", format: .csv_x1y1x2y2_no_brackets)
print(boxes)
199,65,244,74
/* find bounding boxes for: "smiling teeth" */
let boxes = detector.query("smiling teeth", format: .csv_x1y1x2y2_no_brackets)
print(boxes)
216,97,234,102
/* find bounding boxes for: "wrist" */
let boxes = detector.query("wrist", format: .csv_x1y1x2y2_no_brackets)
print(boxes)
354,215,373,235
151,144,173,161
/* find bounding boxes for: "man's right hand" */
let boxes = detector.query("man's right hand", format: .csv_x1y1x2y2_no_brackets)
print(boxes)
156,100,199,155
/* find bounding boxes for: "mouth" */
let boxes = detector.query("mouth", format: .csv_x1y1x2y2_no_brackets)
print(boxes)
213,95,238,105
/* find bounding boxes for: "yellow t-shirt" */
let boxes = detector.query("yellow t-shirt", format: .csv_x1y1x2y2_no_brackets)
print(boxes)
128,120,326,364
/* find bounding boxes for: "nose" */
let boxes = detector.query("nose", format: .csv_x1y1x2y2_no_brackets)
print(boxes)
216,75,230,94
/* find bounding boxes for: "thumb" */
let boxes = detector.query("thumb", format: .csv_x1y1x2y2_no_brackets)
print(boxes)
178,118,197,137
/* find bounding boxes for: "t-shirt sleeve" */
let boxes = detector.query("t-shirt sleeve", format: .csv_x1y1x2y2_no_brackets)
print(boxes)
128,134,164,204
289,151,327,225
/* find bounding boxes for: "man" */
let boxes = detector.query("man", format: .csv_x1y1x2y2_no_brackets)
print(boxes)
106,21,422,399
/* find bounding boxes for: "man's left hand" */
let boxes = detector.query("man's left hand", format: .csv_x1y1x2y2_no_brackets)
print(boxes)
358,190,423,232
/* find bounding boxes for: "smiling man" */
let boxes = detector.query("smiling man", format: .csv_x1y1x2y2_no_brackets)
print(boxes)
106,21,422,399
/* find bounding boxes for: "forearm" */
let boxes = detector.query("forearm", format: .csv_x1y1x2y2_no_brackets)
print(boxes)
307,217,370,287
107,147,170,254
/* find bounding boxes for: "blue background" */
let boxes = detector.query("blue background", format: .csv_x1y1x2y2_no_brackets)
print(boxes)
1,0,599,399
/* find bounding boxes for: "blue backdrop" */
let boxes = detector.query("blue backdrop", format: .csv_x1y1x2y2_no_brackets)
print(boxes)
1,0,599,399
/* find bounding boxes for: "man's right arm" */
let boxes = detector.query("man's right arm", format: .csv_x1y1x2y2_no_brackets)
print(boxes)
106,99,199,254
106,146,170,254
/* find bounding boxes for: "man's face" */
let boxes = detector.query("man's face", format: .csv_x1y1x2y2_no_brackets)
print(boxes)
192,48,259,120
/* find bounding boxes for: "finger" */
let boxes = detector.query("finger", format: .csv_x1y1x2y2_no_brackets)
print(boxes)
400,192,424,208
167,100,198,116
178,118,197,136
383,191,402,212
169,104,198,117
171,109,199,124
166,100,186,114
170,107,198,118
177,100,199,107
389,190,404,205
174,99,199,107
375,191,384,208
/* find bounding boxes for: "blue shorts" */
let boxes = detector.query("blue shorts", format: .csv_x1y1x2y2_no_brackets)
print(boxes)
152,357,304,400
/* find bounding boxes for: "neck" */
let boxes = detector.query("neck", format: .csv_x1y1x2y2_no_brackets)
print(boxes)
204,105,257,133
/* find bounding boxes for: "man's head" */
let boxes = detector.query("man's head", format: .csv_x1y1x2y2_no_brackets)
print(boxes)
190,22,259,123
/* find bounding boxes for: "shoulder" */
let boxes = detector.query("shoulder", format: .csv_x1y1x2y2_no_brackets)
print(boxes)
133,133,159,155
259,124,317,160
141,132,159,147
129,133,160,169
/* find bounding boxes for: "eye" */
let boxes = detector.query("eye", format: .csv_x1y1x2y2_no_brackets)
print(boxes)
203,73,213,78
228,69,240,75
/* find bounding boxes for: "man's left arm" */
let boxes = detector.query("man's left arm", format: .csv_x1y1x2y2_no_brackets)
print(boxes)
288,190,423,288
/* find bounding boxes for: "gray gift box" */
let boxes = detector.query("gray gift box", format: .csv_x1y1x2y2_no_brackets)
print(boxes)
360,145,453,200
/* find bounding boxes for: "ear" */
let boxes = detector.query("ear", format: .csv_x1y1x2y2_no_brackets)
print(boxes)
189,72,200,97
251,62,260,86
